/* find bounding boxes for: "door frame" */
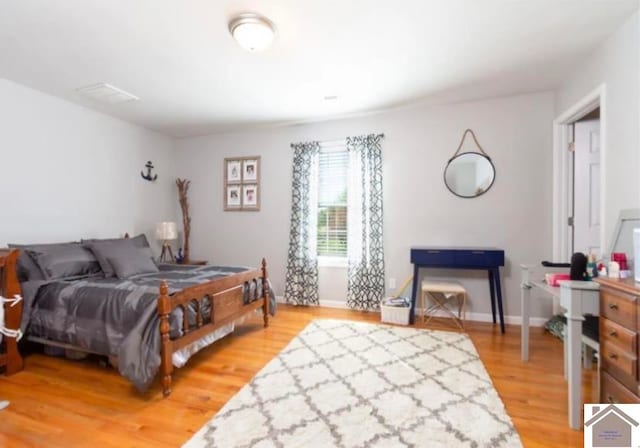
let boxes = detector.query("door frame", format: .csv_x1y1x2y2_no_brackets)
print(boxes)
552,84,607,261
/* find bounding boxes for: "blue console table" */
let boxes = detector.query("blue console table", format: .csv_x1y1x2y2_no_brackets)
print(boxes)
410,247,506,333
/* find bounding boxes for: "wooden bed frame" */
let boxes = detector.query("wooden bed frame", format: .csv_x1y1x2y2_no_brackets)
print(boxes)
0,248,270,397
158,259,269,396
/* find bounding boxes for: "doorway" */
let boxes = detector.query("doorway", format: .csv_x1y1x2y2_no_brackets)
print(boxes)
552,85,607,262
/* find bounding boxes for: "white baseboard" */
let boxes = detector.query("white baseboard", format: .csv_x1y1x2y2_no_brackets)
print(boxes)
275,296,548,327
276,296,354,310
319,299,351,310
422,309,548,327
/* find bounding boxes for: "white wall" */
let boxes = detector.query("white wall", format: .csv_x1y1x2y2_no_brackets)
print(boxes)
0,78,176,251
556,11,640,246
174,91,556,319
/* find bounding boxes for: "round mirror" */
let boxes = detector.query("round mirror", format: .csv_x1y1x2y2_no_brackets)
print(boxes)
444,152,495,198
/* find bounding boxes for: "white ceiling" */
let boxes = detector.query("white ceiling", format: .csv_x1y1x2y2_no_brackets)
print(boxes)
0,0,638,137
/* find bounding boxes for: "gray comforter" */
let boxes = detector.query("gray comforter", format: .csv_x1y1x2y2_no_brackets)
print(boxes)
19,264,275,392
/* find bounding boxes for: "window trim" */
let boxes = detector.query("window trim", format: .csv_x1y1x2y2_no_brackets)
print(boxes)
318,255,348,268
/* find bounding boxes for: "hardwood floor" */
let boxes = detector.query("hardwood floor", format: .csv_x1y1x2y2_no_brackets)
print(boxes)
0,305,592,447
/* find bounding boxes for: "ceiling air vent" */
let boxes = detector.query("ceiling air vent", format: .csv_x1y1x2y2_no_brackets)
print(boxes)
76,83,139,104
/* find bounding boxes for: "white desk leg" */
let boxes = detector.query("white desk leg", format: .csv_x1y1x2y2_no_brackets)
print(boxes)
561,283,600,430
564,328,568,380
521,268,531,362
566,314,584,430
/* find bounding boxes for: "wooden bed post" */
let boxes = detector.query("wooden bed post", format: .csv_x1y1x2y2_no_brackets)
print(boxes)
2,250,24,375
158,280,173,397
261,258,269,328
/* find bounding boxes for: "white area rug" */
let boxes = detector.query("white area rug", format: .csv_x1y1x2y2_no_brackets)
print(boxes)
184,319,522,448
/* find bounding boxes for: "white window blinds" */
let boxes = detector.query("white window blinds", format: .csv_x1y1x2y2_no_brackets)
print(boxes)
317,148,348,257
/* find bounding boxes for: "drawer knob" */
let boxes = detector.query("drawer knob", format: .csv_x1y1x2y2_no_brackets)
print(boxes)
609,353,619,360
609,331,618,337
607,394,616,404
608,303,619,310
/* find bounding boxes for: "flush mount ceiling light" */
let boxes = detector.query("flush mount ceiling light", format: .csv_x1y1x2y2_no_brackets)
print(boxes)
228,13,276,52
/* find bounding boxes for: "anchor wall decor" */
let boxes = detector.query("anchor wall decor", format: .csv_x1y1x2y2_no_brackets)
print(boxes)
141,161,158,182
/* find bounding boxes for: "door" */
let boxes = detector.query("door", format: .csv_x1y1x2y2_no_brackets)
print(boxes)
573,119,601,256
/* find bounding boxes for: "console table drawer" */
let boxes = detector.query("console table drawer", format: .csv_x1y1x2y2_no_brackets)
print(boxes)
410,249,454,266
601,371,640,404
453,250,505,268
601,317,637,353
601,288,637,329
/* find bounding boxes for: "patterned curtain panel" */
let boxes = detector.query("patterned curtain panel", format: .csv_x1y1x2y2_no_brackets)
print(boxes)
346,134,385,310
284,141,321,305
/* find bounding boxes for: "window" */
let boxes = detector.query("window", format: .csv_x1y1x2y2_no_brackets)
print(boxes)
317,147,348,258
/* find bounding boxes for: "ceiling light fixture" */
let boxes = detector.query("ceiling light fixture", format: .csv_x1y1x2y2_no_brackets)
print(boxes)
228,13,276,52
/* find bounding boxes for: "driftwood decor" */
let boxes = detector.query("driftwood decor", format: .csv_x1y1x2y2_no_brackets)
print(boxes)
176,178,191,262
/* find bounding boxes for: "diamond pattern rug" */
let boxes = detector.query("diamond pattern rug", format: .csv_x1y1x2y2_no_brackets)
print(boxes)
183,319,522,448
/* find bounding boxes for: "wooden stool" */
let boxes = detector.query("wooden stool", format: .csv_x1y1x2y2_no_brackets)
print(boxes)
420,280,467,329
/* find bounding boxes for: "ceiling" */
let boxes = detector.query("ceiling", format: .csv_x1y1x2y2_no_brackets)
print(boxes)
0,0,638,138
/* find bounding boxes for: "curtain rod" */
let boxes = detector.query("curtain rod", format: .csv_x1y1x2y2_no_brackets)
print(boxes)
290,133,385,148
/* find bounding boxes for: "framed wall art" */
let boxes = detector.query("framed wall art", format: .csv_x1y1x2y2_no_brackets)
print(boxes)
224,156,261,211
226,185,241,209
226,160,242,183
242,184,259,209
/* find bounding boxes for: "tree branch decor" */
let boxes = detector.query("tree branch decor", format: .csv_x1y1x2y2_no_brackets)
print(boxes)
176,178,191,262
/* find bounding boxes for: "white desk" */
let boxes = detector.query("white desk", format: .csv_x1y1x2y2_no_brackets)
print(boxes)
520,265,600,430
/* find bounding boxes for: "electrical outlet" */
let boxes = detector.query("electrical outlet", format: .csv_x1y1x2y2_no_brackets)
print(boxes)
388,277,396,290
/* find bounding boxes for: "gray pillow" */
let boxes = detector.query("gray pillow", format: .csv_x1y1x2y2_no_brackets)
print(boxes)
26,243,101,280
130,233,151,249
85,239,155,278
7,244,44,282
8,242,78,282
108,247,159,279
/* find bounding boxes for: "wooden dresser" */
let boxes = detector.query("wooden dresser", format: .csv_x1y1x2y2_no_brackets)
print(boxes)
596,277,640,404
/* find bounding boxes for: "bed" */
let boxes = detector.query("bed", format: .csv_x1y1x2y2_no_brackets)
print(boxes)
1,237,272,397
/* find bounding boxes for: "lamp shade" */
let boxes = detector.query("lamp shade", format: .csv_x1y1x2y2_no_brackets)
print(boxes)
155,222,177,240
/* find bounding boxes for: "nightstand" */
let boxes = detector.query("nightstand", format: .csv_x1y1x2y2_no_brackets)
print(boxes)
0,249,23,375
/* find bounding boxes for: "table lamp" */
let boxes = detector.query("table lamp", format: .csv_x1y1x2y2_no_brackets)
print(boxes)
156,222,177,263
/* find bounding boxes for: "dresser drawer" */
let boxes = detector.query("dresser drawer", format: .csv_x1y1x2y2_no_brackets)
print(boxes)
601,317,637,353
601,371,640,404
601,288,637,329
602,341,637,386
